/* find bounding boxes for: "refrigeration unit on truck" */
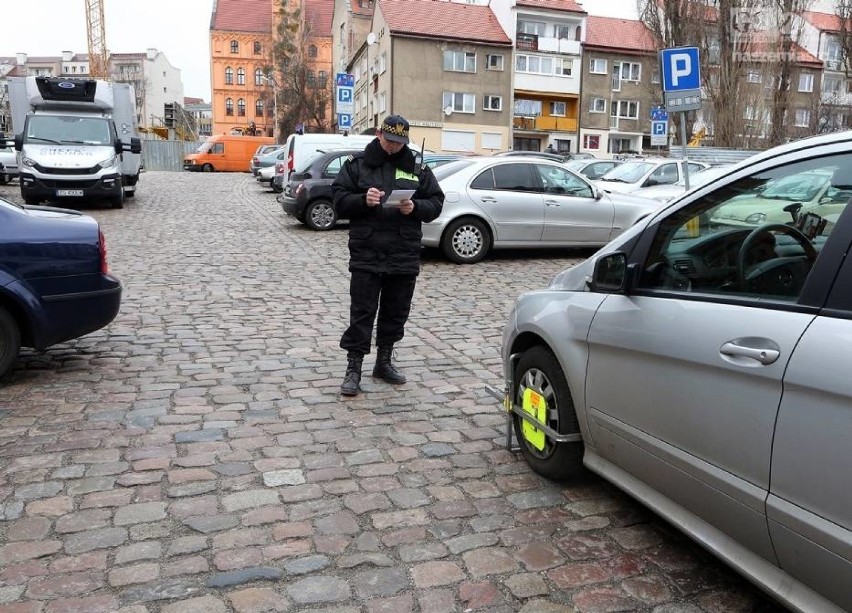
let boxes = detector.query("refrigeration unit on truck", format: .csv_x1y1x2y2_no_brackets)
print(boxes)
9,76,142,208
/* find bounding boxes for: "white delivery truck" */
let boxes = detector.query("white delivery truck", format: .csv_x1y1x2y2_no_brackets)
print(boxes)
9,76,142,208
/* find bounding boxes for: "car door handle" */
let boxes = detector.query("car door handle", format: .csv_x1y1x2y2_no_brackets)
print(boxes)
720,341,780,365
544,200,561,206
480,196,497,203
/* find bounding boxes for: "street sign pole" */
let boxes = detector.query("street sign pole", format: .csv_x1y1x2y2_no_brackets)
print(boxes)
680,114,689,191
660,47,702,194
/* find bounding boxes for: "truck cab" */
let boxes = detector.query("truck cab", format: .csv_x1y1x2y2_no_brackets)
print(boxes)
10,76,142,208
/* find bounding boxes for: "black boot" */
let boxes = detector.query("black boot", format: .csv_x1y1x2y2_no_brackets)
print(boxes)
340,352,363,396
372,346,406,384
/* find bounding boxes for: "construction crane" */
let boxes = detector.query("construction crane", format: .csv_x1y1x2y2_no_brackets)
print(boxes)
85,0,110,79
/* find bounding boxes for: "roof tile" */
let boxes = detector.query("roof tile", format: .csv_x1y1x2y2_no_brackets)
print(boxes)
517,0,586,14
211,0,273,33
584,16,656,53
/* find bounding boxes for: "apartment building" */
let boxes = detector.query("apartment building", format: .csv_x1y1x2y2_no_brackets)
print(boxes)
800,10,851,133
349,0,513,153
579,16,658,157
332,0,375,82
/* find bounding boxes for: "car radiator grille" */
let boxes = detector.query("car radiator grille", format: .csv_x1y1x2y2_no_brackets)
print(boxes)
33,164,102,175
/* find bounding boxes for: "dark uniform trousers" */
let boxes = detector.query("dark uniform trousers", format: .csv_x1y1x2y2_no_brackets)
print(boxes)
340,270,418,356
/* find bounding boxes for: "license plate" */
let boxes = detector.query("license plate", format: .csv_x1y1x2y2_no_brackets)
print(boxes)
56,189,84,197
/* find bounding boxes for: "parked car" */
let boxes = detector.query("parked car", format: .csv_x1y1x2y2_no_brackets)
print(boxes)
0,196,122,378
0,136,18,185
419,153,466,169
251,147,288,178
422,156,662,263
256,164,277,188
250,144,285,175
635,163,734,203
596,158,708,194
279,148,363,231
499,130,852,613
564,159,622,181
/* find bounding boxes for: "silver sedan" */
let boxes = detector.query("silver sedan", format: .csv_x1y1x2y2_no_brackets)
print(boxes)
422,157,662,264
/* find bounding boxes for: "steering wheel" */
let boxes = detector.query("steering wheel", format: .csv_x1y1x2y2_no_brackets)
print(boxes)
736,223,817,290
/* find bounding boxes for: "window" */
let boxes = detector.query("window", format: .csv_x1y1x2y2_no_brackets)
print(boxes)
744,106,758,120
253,41,262,54
798,73,814,92
255,100,264,117
590,98,606,113
225,67,233,85
648,164,679,185
237,68,245,85
483,95,502,111
747,71,762,83
614,61,641,82
237,99,246,116
516,54,571,77
255,68,263,86
230,40,239,54
443,91,475,113
517,20,546,36
535,164,593,198
550,101,566,116
651,70,660,84
823,76,842,94
514,98,542,117
638,153,851,302
379,52,387,74
795,109,811,127
225,98,234,116
590,58,607,74
324,154,349,178
471,163,537,191
309,45,318,58
555,25,573,39
487,54,504,71
612,100,639,119
443,50,476,73
379,92,386,113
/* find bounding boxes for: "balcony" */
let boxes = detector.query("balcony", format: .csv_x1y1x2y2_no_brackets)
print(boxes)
513,115,578,132
517,33,538,51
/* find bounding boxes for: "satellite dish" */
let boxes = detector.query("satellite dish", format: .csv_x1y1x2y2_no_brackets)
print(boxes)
443,105,453,117
366,32,377,45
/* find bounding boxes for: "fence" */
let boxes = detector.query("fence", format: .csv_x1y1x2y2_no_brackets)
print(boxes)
140,139,202,171
676,146,758,166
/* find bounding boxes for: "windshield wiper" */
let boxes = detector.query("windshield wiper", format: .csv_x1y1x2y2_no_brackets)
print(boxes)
59,140,89,145
604,177,629,183
27,137,61,144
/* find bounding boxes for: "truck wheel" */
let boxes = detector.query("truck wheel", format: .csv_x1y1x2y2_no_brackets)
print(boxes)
24,197,39,205
0,306,21,380
201,164,214,172
512,345,584,481
110,190,125,209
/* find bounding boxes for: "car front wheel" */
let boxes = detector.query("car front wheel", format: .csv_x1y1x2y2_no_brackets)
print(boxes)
0,306,21,379
202,164,214,172
441,217,490,264
512,345,584,481
305,199,337,231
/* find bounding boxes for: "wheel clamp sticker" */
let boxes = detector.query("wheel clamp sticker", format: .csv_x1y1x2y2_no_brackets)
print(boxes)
521,388,546,451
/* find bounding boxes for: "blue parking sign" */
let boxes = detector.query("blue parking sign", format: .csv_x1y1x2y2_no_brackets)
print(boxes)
338,114,352,129
660,47,701,92
652,121,667,136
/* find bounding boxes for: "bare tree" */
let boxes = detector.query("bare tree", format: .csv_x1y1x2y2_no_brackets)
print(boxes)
269,0,333,137
839,0,852,75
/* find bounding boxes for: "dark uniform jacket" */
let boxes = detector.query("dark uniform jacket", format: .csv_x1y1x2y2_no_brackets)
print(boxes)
332,139,444,275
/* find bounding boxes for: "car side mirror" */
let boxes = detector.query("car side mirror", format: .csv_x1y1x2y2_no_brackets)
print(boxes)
591,252,629,293
592,185,603,200
644,178,657,187
14,133,22,152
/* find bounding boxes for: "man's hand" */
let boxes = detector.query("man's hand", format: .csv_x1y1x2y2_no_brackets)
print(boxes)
398,199,414,215
366,187,384,207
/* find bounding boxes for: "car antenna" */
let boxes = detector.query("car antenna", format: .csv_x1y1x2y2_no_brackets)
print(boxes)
420,137,426,172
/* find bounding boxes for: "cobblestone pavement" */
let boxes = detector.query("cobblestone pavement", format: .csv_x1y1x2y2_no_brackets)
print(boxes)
0,172,786,613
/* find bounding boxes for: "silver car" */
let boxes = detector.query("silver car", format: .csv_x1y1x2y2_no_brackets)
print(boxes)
422,157,662,264
500,131,852,613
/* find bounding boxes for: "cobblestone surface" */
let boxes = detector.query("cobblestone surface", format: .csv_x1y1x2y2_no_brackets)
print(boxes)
0,172,786,612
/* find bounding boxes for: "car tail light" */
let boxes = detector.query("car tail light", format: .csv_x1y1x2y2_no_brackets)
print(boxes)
287,153,294,173
98,228,109,274
275,161,285,174
252,157,259,164
295,183,304,198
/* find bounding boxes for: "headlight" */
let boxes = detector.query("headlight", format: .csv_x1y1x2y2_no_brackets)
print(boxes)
97,155,119,169
22,157,37,168
745,212,767,223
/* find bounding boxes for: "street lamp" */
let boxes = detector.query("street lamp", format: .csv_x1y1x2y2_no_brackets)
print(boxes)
258,73,278,140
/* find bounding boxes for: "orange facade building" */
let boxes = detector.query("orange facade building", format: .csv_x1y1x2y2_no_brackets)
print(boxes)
210,0,334,140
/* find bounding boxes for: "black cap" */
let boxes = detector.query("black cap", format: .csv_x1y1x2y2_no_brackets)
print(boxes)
380,115,410,144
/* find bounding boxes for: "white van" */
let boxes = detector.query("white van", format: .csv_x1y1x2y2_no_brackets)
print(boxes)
282,133,376,179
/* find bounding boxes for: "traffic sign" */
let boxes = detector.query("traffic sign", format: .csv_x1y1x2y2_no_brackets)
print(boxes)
336,84,354,114
336,73,354,87
660,47,701,92
338,114,352,130
650,106,668,122
651,120,667,146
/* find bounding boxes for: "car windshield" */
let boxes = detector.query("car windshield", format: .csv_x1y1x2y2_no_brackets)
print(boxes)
675,165,732,188
565,160,587,171
757,172,829,201
433,159,477,181
601,162,655,183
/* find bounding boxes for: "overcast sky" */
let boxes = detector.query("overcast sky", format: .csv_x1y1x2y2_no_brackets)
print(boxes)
3,0,638,102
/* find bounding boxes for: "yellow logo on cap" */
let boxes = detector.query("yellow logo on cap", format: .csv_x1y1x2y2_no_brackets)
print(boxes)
382,122,408,136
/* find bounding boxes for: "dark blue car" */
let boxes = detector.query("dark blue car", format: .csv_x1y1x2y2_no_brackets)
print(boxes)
0,197,122,378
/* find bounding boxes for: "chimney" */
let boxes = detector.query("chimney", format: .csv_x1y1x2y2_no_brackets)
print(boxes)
62,50,73,62
16,53,26,66
146,48,157,60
